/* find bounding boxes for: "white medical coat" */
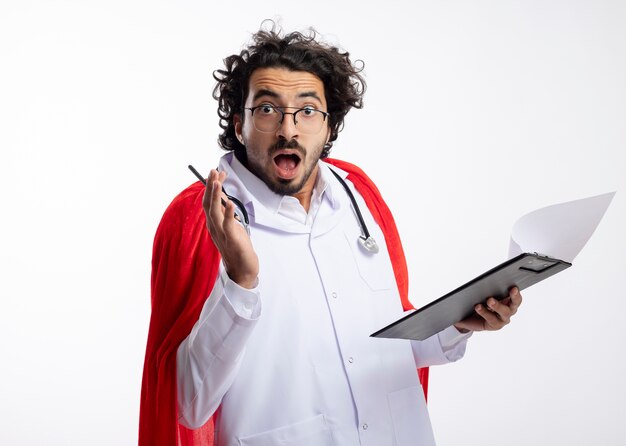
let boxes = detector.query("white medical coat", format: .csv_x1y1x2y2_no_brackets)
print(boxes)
177,153,470,445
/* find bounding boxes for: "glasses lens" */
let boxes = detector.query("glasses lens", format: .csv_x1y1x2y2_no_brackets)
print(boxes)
251,105,280,132
294,108,325,134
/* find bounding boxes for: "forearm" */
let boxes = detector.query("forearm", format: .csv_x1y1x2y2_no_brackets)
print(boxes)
176,268,261,429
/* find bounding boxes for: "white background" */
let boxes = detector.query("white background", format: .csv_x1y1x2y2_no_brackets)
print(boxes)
1,1,625,445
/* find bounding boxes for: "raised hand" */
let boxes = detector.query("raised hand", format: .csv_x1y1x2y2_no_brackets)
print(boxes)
203,169,259,289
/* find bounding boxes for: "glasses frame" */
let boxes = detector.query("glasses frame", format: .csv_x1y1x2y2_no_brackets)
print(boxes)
244,105,330,134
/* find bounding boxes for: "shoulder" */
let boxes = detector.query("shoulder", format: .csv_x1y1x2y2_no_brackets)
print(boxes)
166,181,205,213
324,158,370,180
323,157,385,203
155,181,206,241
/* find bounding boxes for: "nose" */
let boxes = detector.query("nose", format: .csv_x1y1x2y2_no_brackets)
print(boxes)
276,112,299,140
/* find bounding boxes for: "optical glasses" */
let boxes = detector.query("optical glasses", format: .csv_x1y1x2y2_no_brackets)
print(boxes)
245,105,329,134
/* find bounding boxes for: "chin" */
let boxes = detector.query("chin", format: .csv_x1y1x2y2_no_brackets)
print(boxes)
269,178,305,196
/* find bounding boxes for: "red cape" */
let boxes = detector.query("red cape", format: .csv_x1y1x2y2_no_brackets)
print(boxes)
139,158,428,445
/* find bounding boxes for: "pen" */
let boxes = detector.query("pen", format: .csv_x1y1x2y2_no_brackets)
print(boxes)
188,164,246,226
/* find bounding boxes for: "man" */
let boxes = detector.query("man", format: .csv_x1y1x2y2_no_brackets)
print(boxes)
140,25,522,446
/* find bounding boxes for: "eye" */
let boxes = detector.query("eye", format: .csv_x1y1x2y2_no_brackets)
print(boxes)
300,106,316,117
257,104,276,115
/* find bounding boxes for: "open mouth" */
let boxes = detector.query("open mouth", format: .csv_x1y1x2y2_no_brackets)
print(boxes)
273,152,301,179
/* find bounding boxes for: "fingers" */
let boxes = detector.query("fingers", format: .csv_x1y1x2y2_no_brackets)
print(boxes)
222,195,238,231
198,169,259,289
202,169,217,214
209,173,225,227
475,301,507,330
201,169,250,246
202,170,228,230
508,287,523,314
211,171,227,214
474,288,523,331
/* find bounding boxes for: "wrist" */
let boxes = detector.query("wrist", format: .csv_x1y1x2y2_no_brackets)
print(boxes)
453,323,471,334
226,270,257,289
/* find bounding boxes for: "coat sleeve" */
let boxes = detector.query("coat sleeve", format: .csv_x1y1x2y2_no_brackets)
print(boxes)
177,268,261,429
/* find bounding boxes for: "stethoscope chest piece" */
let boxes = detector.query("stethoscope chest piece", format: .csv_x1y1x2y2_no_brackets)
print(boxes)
359,236,379,254
329,168,381,256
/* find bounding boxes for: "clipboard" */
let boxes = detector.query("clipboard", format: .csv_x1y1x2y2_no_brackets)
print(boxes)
370,252,571,341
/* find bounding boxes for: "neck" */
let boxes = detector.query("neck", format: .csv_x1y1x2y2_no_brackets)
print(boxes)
291,166,319,212
234,149,247,167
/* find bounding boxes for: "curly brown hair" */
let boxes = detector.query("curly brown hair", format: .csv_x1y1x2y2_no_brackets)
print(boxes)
213,23,366,159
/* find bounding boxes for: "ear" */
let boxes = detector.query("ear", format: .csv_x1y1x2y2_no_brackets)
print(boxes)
234,114,244,145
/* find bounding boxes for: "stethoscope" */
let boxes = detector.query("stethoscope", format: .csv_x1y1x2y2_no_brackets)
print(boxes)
188,164,380,254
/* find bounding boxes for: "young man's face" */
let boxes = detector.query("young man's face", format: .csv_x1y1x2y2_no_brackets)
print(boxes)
234,67,331,198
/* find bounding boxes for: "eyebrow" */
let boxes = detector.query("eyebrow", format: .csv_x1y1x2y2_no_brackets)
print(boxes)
252,89,278,101
252,89,323,103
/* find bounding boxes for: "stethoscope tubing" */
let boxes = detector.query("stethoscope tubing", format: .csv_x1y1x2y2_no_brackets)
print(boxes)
187,164,378,253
